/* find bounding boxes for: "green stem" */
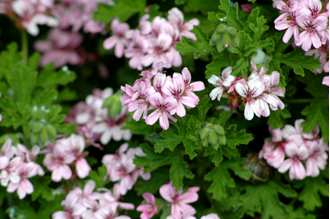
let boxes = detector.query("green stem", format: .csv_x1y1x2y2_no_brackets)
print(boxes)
21,30,28,64
283,98,319,104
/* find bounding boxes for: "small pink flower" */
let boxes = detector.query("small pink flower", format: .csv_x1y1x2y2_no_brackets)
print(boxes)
201,213,220,219
137,193,157,219
159,181,199,219
103,18,130,58
235,79,266,120
278,143,309,180
208,67,235,101
322,76,329,86
167,7,199,41
305,139,328,177
146,93,178,130
7,162,38,199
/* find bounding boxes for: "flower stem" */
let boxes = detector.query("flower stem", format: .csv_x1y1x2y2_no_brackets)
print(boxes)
21,30,28,64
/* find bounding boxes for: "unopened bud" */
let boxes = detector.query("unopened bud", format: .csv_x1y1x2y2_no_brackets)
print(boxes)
218,135,226,145
227,27,238,36
211,32,222,42
231,35,240,47
217,41,225,52
200,126,211,140
209,130,218,145
216,24,227,33
222,32,231,49
214,125,225,135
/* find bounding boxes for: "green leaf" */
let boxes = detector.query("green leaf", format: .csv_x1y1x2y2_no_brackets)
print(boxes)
37,64,76,88
247,7,269,41
134,169,169,195
32,88,58,106
170,155,195,190
204,159,250,200
154,131,184,153
267,108,291,129
184,0,220,14
294,175,329,211
301,100,329,142
89,165,110,188
30,177,54,201
197,95,212,121
204,145,223,166
240,175,297,219
93,0,146,23
176,26,217,58
217,0,244,30
135,144,193,190
225,124,253,148
122,117,155,135
134,143,176,172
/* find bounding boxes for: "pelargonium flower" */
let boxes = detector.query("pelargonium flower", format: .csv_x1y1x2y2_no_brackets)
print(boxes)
34,28,83,68
137,193,157,219
102,7,199,69
103,18,130,58
208,62,285,120
159,181,199,219
102,143,150,195
201,213,220,219
122,65,204,130
259,120,328,180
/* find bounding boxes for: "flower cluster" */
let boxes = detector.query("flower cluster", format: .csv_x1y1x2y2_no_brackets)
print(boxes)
102,143,150,196
0,0,58,36
43,134,91,182
103,7,199,70
273,0,329,74
208,61,285,120
65,87,132,146
52,182,133,219
34,28,83,68
52,0,114,34
259,119,329,180
137,181,220,219
0,139,44,199
121,64,205,130
274,0,329,51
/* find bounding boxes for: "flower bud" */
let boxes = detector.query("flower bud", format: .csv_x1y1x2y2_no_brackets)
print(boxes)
214,125,225,135
209,130,218,145
227,26,238,36
216,24,227,33
200,125,211,140
210,32,222,44
231,35,240,47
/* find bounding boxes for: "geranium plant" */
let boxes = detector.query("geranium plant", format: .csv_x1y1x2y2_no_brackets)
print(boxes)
0,0,328,218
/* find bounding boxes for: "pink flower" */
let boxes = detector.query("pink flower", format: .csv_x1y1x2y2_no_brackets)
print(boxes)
235,79,266,120
167,7,199,41
278,143,309,180
305,139,328,177
94,202,130,219
7,162,38,199
322,76,329,86
34,28,83,68
266,145,285,168
201,213,220,219
124,30,149,70
241,4,252,13
52,193,87,219
43,138,76,182
103,18,129,58
137,193,157,219
208,67,235,101
295,15,326,51
146,92,178,130
159,181,199,219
